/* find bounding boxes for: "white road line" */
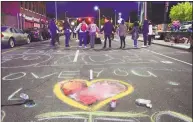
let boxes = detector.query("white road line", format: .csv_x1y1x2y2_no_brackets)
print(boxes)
73,50,79,62
145,49,192,66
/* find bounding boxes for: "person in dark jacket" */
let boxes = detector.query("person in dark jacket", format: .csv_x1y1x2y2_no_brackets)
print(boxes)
49,18,59,46
100,17,115,48
142,19,149,47
63,19,72,47
131,21,139,48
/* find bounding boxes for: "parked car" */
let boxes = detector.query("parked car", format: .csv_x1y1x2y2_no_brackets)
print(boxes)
23,27,51,41
179,21,192,32
1,26,31,48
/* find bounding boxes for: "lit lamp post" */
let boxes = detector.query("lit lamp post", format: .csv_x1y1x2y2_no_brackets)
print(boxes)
114,10,116,26
65,11,68,19
55,2,58,20
71,21,75,26
94,6,100,29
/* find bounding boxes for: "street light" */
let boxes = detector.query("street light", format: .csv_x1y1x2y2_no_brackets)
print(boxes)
71,21,75,26
94,6,100,29
65,11,68,19
55,2,58,20
114,10,116,26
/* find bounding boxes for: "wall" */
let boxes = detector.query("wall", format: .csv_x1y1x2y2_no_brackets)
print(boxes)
1,1,20,28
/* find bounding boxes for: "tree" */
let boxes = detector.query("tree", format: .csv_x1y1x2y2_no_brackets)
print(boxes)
169,2,192,22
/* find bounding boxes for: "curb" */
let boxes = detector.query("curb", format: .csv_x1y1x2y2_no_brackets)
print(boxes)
138,39,190,51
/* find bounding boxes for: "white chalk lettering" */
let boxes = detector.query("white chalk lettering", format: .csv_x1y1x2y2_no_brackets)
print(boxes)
114,68,128,76
131,70,157,77
2,72,26,80
31,72,58,79
58,71,80,78
93,68,104,78
8,88,22,101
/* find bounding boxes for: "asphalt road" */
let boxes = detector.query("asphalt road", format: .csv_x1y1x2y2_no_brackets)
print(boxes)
1,35,192,122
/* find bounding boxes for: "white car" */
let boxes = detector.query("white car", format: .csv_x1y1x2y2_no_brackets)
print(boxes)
180,21,192,31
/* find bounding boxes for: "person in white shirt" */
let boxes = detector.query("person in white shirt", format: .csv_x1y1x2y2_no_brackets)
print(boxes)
74,19,88,48
148,20,153,46
88,19,99,48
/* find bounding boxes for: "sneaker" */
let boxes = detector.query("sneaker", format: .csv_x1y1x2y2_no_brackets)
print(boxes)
84,46,88,48
79,46,82,48
141,45,147,48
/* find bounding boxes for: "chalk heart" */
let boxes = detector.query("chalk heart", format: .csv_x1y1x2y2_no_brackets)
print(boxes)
53,79,134,111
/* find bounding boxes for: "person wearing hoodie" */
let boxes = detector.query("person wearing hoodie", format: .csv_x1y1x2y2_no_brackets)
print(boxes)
88,19,99,48
100,17,115,48
148,20,153,46
63,19,72,47
142,19,149,47
74,19,88,48
131,21,140,48
118,19,127,48
49,18,60,46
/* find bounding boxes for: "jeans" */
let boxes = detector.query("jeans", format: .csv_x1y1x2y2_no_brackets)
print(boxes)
143,33,148,46
79,32,87,46
65,33,71,47
120,36,125,47
90,32,96,48
104,35,111,48
134,39,137,47
51,33,57,46
148,35,152,45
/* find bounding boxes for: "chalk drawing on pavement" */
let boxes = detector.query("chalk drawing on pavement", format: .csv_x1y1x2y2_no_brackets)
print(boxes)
161,61,173,64
113,68,129,76
1,110,6,122
8,88,23,101
34,111,192,122
131,70,157,78
58,71,80,79
54,79,134,111
167,81,180,86
1,54,52,68
2,72,26,81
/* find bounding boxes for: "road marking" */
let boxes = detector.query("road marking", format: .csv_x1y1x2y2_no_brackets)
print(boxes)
145,49,192,66
73,50,79,62
2,47,22,54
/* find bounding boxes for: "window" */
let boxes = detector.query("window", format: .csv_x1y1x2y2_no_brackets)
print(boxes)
21,2,23,7
1,27,8,32
32,2,35,12
10,28,14,33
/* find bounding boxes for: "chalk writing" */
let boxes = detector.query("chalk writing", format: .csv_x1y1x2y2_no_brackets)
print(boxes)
2,72,26,80
114,68,129,76
131,70,157,77
58,71,80,79
8,88,22,101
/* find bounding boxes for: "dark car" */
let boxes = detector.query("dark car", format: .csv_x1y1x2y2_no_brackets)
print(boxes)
23,27,51,41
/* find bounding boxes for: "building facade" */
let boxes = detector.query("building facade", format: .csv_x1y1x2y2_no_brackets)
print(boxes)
20,2,48,29
1,2,20,28
1,1,48,29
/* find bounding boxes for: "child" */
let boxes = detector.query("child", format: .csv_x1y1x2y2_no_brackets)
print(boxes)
131,21,139,48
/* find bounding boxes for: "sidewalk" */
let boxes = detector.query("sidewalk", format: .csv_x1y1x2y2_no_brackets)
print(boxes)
138,36,191,50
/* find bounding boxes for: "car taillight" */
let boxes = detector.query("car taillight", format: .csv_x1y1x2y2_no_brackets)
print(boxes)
1,33,4,38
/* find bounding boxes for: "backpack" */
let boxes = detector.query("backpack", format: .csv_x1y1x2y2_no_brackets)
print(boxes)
90,24,97,32
81,23,87,31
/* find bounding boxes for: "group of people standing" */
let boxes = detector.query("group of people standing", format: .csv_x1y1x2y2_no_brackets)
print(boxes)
48,17,153,49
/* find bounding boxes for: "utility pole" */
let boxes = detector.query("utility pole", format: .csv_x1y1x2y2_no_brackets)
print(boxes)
163,1,169,31
144,2,147,20
55,2,57,20
115,10,116,26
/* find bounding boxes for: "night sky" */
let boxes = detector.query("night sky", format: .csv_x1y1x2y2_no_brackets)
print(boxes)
46,1,139,20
